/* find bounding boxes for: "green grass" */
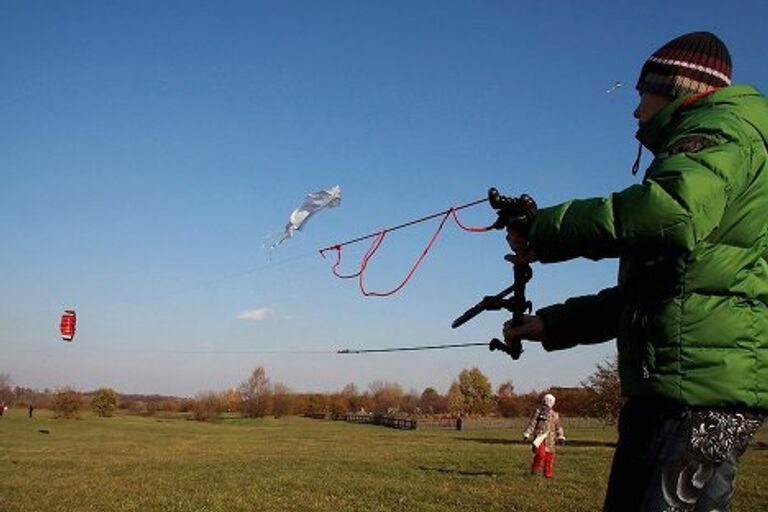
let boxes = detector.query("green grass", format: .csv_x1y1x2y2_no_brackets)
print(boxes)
1,410,766,511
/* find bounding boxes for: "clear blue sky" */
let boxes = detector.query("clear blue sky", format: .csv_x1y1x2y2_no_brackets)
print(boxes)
2,1,766,396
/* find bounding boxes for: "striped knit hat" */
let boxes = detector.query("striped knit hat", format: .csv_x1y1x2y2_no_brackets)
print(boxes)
636,31,732,98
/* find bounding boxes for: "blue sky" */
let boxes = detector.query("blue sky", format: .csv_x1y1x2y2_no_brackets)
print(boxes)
2,1,766,396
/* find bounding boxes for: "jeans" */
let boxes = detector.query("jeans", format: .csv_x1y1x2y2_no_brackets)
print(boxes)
603,399,764,512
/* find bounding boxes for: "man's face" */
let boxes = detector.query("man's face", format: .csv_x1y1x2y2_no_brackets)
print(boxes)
633,92,672,125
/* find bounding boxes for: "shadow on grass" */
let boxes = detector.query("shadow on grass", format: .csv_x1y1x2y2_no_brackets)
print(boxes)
457,438,618,448
418,466,500,477
459,439,767,450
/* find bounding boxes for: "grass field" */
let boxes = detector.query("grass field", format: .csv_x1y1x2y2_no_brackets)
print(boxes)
1,410,766,511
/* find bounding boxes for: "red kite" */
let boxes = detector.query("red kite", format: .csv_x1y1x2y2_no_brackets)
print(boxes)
60,310,76,342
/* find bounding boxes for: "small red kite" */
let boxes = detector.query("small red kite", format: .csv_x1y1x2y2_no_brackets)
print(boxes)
60,310,77,342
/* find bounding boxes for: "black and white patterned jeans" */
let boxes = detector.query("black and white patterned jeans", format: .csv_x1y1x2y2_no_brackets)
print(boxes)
603,399,765,512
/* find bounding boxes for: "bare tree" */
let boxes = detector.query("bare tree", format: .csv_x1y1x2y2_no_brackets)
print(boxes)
239,367,273,417
13,386,38,407
0,373,14,406
400,388,420,415
191,391,223,421
497,380,519,417
220,388,241,413
368,380,403,414
272,383,294,417
581,355,624,425
340,383,363,413
340,383,358,397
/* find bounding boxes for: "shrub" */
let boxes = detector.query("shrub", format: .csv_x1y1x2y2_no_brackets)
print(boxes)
91,388,118,417
272,383,294,417
191,392,223,421
52,387,84,419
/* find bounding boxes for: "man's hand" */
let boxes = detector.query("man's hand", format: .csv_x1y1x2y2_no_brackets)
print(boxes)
506,228,538,265
503,314,546,343
523,433,531,441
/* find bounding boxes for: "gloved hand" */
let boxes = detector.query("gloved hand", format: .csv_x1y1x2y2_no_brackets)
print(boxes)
523,433,530,441
503,315,546,343
557,436,566,445
488,188,537,235
505,229,538,265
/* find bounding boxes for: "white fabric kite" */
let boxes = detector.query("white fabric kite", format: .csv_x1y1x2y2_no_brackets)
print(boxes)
606,81,624,94
273,185,342,247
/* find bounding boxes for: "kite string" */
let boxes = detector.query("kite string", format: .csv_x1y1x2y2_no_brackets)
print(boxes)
326,230,387,279
318,197,488,254
320,199,493,296
338,341,489,354
450,207,492,233
359,211,450,297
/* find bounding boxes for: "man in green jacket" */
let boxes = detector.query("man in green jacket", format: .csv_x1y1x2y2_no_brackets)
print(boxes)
503,32,767,511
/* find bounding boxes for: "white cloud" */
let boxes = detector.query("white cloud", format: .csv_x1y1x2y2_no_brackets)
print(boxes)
236,307,273,321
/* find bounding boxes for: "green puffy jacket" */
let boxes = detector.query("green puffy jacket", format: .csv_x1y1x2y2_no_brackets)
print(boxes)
530,85,768,409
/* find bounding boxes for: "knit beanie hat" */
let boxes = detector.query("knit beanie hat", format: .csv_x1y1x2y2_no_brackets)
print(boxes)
636,31,732,98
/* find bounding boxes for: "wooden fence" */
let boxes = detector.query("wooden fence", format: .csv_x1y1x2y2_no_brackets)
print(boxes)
345,413,417,430
306,413,608,432
417,416,608,430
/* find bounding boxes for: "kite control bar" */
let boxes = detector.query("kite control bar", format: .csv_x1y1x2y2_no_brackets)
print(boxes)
451,284,516,329
451,263,532,359
451,187,536,360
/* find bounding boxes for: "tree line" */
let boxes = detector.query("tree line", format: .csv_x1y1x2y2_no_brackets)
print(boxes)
0,357,623,423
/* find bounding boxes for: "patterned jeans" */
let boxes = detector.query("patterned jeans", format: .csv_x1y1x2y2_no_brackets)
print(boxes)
603,399,765,512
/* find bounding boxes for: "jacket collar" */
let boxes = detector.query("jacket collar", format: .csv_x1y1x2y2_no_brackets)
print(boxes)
635,95,693,154
634,85,762,154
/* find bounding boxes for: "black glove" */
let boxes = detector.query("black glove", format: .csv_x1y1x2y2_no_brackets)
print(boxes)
488,188,537,235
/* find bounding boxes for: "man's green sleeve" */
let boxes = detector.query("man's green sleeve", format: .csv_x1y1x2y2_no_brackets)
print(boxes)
529,135,746,263
537,286,623,351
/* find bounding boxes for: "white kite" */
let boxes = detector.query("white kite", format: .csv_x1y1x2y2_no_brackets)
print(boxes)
606,81,624,94
271,185,342,247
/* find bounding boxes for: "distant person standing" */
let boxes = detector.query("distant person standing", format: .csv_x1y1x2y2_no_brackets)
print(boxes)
28,404,34,418
523,393,565,478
